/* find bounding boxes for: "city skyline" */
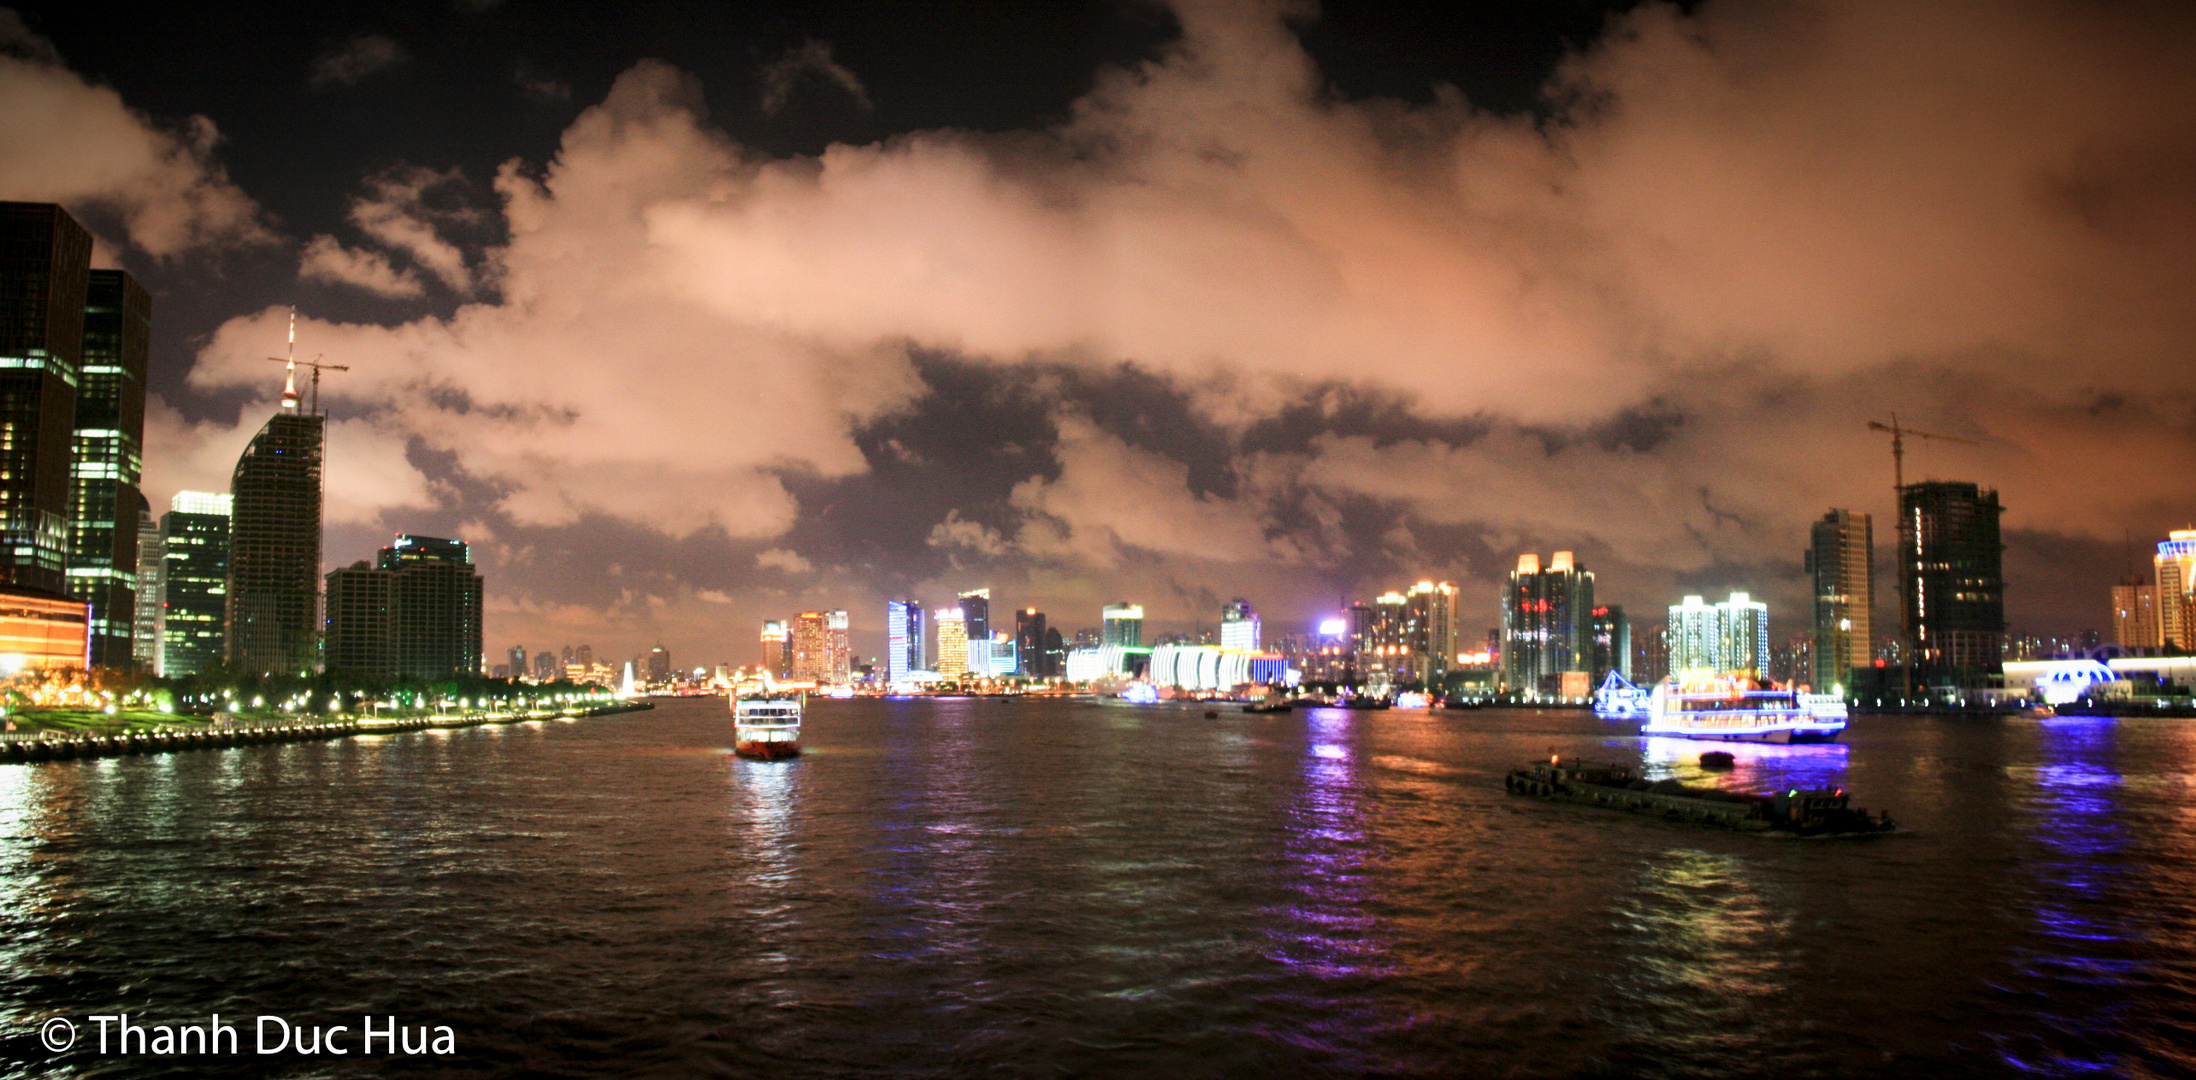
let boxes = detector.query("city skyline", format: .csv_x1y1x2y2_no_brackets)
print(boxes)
5,1,2192,666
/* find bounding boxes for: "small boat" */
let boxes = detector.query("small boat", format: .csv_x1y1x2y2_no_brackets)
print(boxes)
1699,750,1736,770
1641,674,1846,744
1339,695,1392,711
732,691,802,759
1242,688,1294,714
1505,757,1893,836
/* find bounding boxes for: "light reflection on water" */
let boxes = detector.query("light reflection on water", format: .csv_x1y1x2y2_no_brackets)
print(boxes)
4,701,2196,1078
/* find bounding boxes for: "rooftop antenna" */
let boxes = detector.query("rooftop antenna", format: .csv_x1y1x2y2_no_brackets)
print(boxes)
265,308,351,415
1866,413,1980,697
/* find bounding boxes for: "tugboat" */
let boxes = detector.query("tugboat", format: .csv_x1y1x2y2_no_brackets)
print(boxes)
1242,688,1294,714
1504,756,1893,836
732,690,803,760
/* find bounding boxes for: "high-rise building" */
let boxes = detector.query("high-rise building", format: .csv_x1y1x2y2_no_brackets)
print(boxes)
323,562,393,676
887,600,916,682
1102,603,1143,649
533,649,559,682
1901,481,2005,685
935,607,969,676
1502,552,1594,695
788,610,850,683
1402,581,1459,684
508,645,528,680
1667,592,1770,675
648,645,671,682
322,535,483,679
760,620,791,679
2158,530,2196,650
130,497,163,673
1015,608,1049,677
1220,598,1260,653
1806,509,1874,693
0,202,92,600
1590,605,1630,682
158,491,230,676
2111,579,2161,650
1635,621,1669,684
66,269,149,666
958,587,990,654
1042,625,1065,678
826,610,850,683
227,355,325,676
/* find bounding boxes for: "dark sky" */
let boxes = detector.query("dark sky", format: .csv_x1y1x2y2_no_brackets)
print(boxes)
5,0,2190,666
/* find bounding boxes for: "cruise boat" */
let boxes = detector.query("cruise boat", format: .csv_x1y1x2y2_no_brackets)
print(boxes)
1640,675,1846,744
1591,671,1652,720
732,691,803,759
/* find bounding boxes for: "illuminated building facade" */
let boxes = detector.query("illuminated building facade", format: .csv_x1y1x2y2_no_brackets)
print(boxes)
1901,481,2004,684
67,269,149,666
1220,598,1260,653
1807,509,1874,692
0,587,88,672
935,607,969,676
227,396,324,676
1502,553,1594,695
2158,530,2196,650
1102,603,1143,649
789,610,850,683
887,599,923,682
130,500,162,673
1015,608,1049,677
0,202,91,599
2112,579,2161,650
1147,644,1287,691
647,645,670,682
158,491,230,676
959,589,990,672
1667,592,1770,675
760,621,791,679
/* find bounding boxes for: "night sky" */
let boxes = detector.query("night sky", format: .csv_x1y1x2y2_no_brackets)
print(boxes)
4,0,2192,666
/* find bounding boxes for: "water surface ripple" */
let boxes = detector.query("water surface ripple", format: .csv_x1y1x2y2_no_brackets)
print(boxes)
3,700,2194,1077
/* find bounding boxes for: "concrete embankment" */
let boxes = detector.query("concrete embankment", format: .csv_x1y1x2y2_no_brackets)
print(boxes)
0,701,654,765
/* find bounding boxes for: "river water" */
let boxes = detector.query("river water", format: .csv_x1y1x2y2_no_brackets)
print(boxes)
2,697,2192,1078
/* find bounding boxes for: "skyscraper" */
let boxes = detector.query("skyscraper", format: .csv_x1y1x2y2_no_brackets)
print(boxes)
1015,608,1049,677
1220,598,1260,652
66,269,149,666
958,588,990,674
323,562,394,676
1590,605,1630,682
788,610,849,683
1042,625,1065,678
227,351,325,676
1666,592,1770,675
508,645,529,681
648,645,671,682
935,607,969,676
0,202,92,600
1502,552,1594,694
2157,530,2196,650
887,599,919,682
130,499,163,673
1102,603,1143,648
159,491,230,676
533,649,559,682
1806,509,1874,692
1900,481,2005,685
760,620,791,678
1403,581,1459,684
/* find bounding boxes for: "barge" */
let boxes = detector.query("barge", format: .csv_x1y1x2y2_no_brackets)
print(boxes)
1504,757,1894,836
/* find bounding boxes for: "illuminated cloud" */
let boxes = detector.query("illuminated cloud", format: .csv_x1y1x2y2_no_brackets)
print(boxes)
757,39,871,115
299,234,425,298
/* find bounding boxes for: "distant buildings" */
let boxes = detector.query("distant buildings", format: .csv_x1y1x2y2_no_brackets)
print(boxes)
227,360,324,676
935,607,969,676
1014,608,1049,677
1590,605,1630,683
2158,530,2196,650
1667,592,1770,675
322,535,483,679
887,599,923,681
1901,481,2005,686
2113,577,2162,649
157,492,230,676
1503,552,1594,695
788,611,850,683
1220,598,1260,652
1102,603,1143,649
760,620,791,679
1807,509,1874,691
959,588,991,675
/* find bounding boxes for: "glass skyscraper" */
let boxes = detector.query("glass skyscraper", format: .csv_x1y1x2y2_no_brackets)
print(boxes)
1807,508,1874,693
67,269,149,666
1900,481,2004,686
1502,553,1594,695
227,381,324,676
0,202,92,599
887,599,923,682
160,491,231,676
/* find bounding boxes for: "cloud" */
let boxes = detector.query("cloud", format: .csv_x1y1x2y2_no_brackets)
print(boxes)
310,34,406,89
299,234,425,298
758,39,871,115
755,547,813,574
346,166,479,293
514,65,572,104
141,397,436,527
0,38,269,256
170,0,2196,653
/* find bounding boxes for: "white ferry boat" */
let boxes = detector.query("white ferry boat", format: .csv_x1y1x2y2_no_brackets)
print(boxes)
732,691,803,760
1641,675,1846,744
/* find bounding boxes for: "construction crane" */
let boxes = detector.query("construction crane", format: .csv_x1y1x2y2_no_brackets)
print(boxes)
1867,414,1979,697
264,308,350,415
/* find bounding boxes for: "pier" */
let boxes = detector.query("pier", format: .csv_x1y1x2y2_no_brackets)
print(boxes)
0,701,654,764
